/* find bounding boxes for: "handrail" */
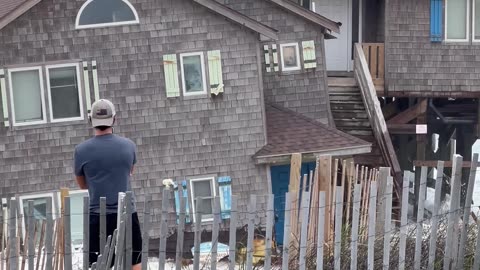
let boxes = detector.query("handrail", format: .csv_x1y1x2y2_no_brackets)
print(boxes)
353,43,402,193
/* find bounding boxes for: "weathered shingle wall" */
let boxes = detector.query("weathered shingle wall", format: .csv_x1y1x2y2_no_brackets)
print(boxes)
222,0,332,125
0,0,269,234
386,0,480,95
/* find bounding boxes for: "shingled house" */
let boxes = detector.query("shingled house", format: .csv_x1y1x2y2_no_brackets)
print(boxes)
0,0,371,242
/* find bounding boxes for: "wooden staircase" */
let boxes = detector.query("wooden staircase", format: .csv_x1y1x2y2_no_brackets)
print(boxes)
328,77,385,167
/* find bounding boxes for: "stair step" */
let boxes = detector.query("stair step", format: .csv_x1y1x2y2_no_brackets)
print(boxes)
332,112,368,119
331,104,367,110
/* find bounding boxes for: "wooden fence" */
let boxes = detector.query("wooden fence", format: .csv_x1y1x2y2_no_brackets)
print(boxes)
1,154,480,269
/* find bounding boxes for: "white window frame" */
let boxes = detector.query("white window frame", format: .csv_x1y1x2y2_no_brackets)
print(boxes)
280,43,301,71
189,177,216,223
45,63,85,123
473,0,480,42
445,0,470,42
180,52,208,96
18,192,58,239
75,0,140,30
8,66,47,127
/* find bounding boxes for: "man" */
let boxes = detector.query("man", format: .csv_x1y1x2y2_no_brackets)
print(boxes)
74,99,142,270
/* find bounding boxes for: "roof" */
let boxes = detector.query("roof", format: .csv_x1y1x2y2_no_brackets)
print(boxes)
254,104,371,161
267,0,340,34
0,0,40,30
192,0,278,40
0,0,279,39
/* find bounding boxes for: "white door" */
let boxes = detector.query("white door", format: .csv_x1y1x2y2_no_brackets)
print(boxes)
313,0,352,71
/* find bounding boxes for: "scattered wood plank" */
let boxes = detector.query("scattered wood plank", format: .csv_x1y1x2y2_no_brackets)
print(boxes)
175,190,185,270
228,196,238,270
245,195,256,270
383,176,393,270
282,193,292,270
367,181,378,270
318,156,332,242
316,192,326,270
158,189,169,270
264,194,274,270
427,161,444,270
210,197,220,270
414,167,427,270
334,187,344,270
298,191,310,270
350,183,361,270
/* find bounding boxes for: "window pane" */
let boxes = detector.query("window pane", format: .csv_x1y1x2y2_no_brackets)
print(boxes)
11,70,44,123
193,180,213,215
70,192,87,246
49,67,81,119
475,0,480,39
183,55,204,93
282,46,298,68
446,0,468,40
78,0,137,26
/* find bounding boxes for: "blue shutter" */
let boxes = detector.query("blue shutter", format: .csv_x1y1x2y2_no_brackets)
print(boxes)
217,176,232,219
430,0,443,42
174,181,191,224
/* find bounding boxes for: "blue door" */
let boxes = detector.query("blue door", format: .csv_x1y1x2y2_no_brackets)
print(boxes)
271,162,316,245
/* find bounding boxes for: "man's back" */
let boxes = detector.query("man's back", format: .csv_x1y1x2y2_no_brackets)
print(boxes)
74,134,136,213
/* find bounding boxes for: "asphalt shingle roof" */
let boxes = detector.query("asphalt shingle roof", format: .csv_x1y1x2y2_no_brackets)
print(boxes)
0,0,28,20
255,103,371,158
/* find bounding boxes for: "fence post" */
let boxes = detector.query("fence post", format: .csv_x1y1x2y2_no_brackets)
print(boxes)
316,192,326,270
427,162,444,270
246,195,256,270
27,200,34,270
45,197,54,270
83,196,90,270
8,199,17,270
282,193,292,270
99,197,106,258
193,198,203,270
211,197,220,270
414,167,427,270
399,172,411,270
228,196,238,270
383,176,393,270
175,188,185,270
473,220,480,269
350,183,361,270
264,194,274,270
125,192,133,268
299,191,311,270
64,196,72,270
106,229,118,269
457,154,479,268
114,213,127,270
444,155,463,270
334,187,344,270
367,181,378,270
158,188,169,270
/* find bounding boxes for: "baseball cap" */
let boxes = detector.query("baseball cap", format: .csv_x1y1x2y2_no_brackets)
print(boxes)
90,99,116,128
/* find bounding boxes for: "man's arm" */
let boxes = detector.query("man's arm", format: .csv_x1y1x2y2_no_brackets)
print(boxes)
76,175,88,189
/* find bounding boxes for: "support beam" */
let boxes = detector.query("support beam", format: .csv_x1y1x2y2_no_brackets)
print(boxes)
413,160,478,168
387,98,427,124
387,124,428,134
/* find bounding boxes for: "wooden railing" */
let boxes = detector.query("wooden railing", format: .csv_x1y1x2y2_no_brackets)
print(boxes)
353,43,402,195
361,43,385,85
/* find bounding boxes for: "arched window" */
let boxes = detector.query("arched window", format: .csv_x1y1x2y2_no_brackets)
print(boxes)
75,0,139,29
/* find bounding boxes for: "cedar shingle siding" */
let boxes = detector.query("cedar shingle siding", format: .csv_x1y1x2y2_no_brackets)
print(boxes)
386,0,480,94
0,0,270,234
222,0,332,125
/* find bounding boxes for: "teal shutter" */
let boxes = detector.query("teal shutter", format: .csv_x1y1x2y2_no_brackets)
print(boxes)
0,69,9,127
207,50,224,96
174,181,191,224
217,176,232,219
430,0,443,42
163,54,180,97
302,41,317,69
272,44,279,72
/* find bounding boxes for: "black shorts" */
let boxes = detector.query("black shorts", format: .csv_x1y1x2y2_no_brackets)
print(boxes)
89,212,143,266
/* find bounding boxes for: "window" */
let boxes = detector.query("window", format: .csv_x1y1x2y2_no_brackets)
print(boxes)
75,0,139,29
180,52,207,96
474,0,480,41
46,64,84,122
8,67,47,126
69,190,88,247
280,43,301,71
189,177,216,222
445,0,470,41
18,193,58,241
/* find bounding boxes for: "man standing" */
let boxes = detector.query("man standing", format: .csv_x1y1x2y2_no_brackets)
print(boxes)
74,99,142,269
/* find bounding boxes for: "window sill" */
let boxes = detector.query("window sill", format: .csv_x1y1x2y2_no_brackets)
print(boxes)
182,93,210,100
9,118,86,130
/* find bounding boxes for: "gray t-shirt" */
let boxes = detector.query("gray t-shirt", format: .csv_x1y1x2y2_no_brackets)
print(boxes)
74,134,137,213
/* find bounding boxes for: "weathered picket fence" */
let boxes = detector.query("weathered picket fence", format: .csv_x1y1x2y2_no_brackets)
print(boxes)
1,154,480,269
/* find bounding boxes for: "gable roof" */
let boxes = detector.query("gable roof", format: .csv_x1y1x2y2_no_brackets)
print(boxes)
0,0,40,30
0,0,279,40
254,104,371,161
267,0,340,34
192,0,278,40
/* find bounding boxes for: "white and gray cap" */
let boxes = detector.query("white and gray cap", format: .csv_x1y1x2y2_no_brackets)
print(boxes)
90,99,116,128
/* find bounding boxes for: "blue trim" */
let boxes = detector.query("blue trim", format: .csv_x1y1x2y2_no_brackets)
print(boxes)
218,176,232,219
174,180,191,224
430,0,443,42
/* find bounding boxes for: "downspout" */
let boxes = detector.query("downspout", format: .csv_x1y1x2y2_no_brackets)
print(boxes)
429,99,474,124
